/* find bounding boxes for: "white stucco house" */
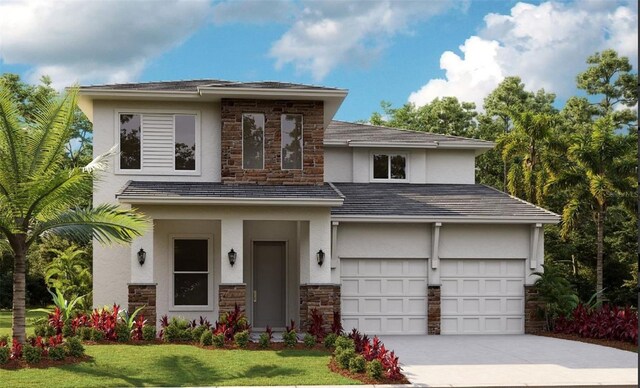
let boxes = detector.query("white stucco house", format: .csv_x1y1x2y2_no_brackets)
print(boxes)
78,79,559,336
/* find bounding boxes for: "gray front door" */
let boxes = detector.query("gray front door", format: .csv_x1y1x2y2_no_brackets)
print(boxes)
253,241,286,329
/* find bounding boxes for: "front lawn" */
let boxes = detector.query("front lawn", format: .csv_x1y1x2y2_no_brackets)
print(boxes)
0,309,48,337
0,344,359,387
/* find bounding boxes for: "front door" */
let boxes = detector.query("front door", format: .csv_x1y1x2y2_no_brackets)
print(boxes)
253,241,286,329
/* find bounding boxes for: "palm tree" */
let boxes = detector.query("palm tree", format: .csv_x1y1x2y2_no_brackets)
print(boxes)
0,86,147,343
551,115,636,302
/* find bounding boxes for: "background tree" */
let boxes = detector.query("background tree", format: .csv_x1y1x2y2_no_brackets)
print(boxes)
0,85,148,343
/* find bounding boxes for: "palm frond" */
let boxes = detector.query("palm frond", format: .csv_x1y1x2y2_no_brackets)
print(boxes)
28,204,148,246
83,144,118,173
0,86,26,191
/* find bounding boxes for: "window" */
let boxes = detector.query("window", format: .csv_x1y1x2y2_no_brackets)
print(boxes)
119,114,141,169
175,115,196,171
242,113,264,169
281,114,303,170
173,239,209,306
117,111,199,174
372,154,407,180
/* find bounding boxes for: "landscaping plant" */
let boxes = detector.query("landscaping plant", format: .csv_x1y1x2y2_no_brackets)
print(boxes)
48,345,65,361
554,303,638,344
23,344,42,364
323,333,338,348
348,355,366,373
0,346,8,365
258,333,271,349
65,337,85,358
234,330,250,348
212,333,225,348
142,325,156,341
200,330,213,346
303,333,316,348
308,308,325,341
331,311,343,335
366,359,383,380
283,320,298,348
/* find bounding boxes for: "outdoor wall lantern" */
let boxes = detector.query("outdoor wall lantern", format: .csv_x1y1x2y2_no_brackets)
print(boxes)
137,248,146,266
228,249,237,266
316,249,325,266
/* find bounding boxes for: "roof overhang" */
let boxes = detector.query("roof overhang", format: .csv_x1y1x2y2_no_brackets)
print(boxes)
117,196,344,207
324,139,495,153
78,86,348,129
331,214,560,224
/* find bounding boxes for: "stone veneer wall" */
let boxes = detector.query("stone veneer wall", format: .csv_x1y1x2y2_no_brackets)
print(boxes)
220,98,324,185
524,285,545,333
218,284,247,317
427,285,441,335
128,284,157,327
299,284,340,333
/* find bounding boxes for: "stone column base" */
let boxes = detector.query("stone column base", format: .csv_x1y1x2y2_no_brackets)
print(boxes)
427,285,441,335
128,283,157,326
219,284,247,317
299,284,341,333
524,285,545,333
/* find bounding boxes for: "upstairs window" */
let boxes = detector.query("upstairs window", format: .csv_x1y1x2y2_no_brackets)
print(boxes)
119,114,141,170
372,154,407,181
281,114,303,170
242,113,265,169
116,111,199,174
175,115,196,171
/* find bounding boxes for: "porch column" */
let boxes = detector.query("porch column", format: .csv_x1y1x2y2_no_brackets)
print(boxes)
219,217,246,315
299,215,339,332
427,222,442,335
128,219,157,325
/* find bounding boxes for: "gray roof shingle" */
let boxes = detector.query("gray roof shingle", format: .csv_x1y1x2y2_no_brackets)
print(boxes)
116,181,344,201
325,120,493,147
80,79,343,92
330,183,559,221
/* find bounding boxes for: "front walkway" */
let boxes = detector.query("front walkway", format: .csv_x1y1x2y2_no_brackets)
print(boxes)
379,334,638,387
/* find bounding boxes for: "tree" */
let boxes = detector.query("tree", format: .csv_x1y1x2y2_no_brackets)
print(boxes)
44,245,92,303
0,85,147,343
551,50,638,303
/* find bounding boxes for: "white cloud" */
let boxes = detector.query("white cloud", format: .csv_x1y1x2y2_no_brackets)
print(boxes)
0,0,211,88
269,0,455,80
409,1,638,109
212,0,296,24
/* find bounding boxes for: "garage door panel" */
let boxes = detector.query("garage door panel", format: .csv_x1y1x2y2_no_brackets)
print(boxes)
341,258,427,335
441,259,525,335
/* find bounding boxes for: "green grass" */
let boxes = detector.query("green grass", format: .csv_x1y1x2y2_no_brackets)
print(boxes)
0,309,48,337
0,345,359,387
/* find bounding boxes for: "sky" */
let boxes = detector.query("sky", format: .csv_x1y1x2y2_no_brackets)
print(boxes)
0,0,637,122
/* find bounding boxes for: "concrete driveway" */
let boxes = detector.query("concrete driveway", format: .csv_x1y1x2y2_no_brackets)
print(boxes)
379,335,638,387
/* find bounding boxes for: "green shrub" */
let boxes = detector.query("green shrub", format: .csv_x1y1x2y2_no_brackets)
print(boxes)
0,346,9,364
335,348,356,370
258,333,270,349
191,326,207,343
90,328,105,342
142,325,156,341
334,336,355,352
116,323,130,343
77,327,91,341
212,333,225,348
163,317,192,343
282,330,297,348
323,333,338,348
303,333,316,348
23,344,42,364
0,335,8,345
34,324,47,337
200,330,213,346
234,330,250,348
366,359,383,380
48,346,65,361
349,355,366,373
45,325,56,337
65,336,85,358
62,320,74,338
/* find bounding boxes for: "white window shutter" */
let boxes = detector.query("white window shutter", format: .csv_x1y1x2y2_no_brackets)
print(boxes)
142,114,174,169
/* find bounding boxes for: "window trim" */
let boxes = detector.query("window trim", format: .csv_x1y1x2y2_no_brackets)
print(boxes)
114,109,201,176
241,112,266,170
370,151,409,182
280,114,304,171
170,234,214,311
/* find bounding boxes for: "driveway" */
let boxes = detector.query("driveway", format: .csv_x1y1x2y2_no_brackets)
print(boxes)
379,335,638,387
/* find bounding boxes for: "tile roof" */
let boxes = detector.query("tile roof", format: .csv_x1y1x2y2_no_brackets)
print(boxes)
330,183,559,221
80,79,343,92
325,120,493,147
116,181,344,200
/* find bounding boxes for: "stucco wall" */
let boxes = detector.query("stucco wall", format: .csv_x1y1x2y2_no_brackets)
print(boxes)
324,147,353,182
425,150,475,184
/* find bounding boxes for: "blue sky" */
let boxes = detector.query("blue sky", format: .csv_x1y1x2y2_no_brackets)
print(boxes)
0,0,637,121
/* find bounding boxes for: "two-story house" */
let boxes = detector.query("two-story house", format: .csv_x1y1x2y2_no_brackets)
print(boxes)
78,79,559,335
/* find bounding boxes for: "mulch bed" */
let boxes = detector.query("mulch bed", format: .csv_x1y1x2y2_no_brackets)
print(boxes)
328,358,410,385
0,355,92,370
535,331,638,352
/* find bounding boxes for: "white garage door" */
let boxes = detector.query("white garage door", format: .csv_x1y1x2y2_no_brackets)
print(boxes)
441,259,525,335
341,259,428,335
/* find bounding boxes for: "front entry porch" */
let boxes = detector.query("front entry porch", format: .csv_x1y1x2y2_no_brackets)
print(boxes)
125,206,340,332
